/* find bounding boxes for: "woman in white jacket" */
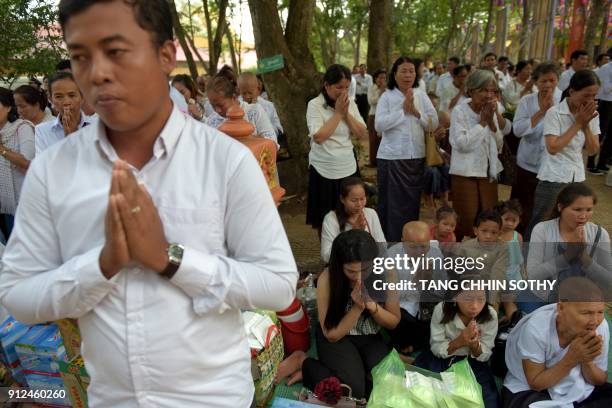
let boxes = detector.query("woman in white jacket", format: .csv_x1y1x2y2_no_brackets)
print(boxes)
375,56,438,242
449,69,511,240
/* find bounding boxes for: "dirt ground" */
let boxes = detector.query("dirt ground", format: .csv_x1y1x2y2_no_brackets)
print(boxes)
279,143,612,276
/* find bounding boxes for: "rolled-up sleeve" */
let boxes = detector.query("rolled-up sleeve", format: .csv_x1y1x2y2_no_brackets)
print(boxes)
169,149,298,315
0,159,117,324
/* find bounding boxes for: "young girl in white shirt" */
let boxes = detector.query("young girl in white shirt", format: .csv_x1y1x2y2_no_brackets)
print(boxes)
320,177,385,263
414,273,500,408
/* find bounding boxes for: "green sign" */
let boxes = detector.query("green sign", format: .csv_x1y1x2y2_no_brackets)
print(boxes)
257,54,284,74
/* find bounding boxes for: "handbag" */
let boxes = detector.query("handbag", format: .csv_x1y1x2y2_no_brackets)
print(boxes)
425,117,444,167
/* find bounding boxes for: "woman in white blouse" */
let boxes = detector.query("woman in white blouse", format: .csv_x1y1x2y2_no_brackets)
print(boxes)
320,177,385,263
510,62,561,233
375,56,438,242
205,74,277,145
449,69,511,240
306,64,367,233
0,88,35,240
366,69,387,167
524,70,600,240
501,60,535,113
524,183,611,311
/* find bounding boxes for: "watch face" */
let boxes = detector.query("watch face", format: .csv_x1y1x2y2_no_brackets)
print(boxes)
168,244,184,264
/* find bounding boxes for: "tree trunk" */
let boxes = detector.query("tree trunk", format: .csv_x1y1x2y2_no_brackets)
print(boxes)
248,0,320,195
185,31,209,75
367,0,393,72
584,0,608,59
518,0,530,60
202,0,214,73
354,23,362,66
445,0,458,59
494,4,507,56
225,22,239,73
202,0,229,75
169,0,199,79
481,0,495,55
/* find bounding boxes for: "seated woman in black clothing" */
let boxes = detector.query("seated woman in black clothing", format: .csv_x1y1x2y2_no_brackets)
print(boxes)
276,229,400,401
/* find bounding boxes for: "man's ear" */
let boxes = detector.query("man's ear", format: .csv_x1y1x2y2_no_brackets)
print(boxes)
158,40,177,76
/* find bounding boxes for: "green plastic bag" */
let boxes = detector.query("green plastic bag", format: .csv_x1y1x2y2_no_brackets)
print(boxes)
439,359,484,408
368,351,485,408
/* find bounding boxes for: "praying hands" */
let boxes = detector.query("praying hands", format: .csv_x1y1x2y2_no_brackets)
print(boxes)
99,160,169,279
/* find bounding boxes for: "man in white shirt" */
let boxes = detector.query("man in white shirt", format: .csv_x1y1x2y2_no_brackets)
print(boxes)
35,71,94,154
427,62,445,95
503,277,611,408
439,65,468,113
497,56,512,89
435,56,460,98
0,1,297,407
238,72,284,137
592,49,612,173
387,221,446,356
558,49,589,92
354,64,373,122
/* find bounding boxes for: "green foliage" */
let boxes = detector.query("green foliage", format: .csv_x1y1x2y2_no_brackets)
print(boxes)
0,0,66,82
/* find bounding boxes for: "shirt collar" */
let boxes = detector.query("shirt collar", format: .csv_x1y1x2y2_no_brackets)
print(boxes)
94,104,187,163
558,99,571,116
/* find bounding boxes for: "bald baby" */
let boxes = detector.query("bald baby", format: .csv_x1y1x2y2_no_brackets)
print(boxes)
238,72,260,104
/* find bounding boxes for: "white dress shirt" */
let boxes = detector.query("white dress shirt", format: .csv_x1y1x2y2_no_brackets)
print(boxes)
367,85,384,116
354,74,373,96
306,94,365,179
429,302,498,362
0,105,298,408
207,101,278,146
34,111,94,155
557,67,575,92
169,85,189,114
348,76,357,99
449,100,511,178
595,62,611,102
439,82,461,113
537,99,600,183
502,79,537,112
320,208,385,263
427,74,440,95
504,304,609,405
513,89,562,174
418,78,427,94
256,98,283,135
435,72,452,98
374,88,438,160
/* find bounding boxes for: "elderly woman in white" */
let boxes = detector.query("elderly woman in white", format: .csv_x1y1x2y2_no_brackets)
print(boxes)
449,69,511,240
510,62,561,234
524,70,600,240
375,56,438,242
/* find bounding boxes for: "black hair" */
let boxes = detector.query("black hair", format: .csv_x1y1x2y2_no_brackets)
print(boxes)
570,49,588,61
441,273,493,324
473,208,502,228
387,56,419,90
484,52,497,60
325,230,379,330
56,59,72,71
532,61,559,81
171,74,198,99
335,177,367,232
495,199,523,218
14,85,48,111
498,56,509,63
58,0,173,48
448,56,460,65
595,53,608,65
48,71,79,96
560,69,601,101
0,88,19,123
549,183,597,220
413,58,424,70
452,65,467,77
373,69,387,81
436,206,457,222
464,63,473,72
515,60,530,73
321,64,352,108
